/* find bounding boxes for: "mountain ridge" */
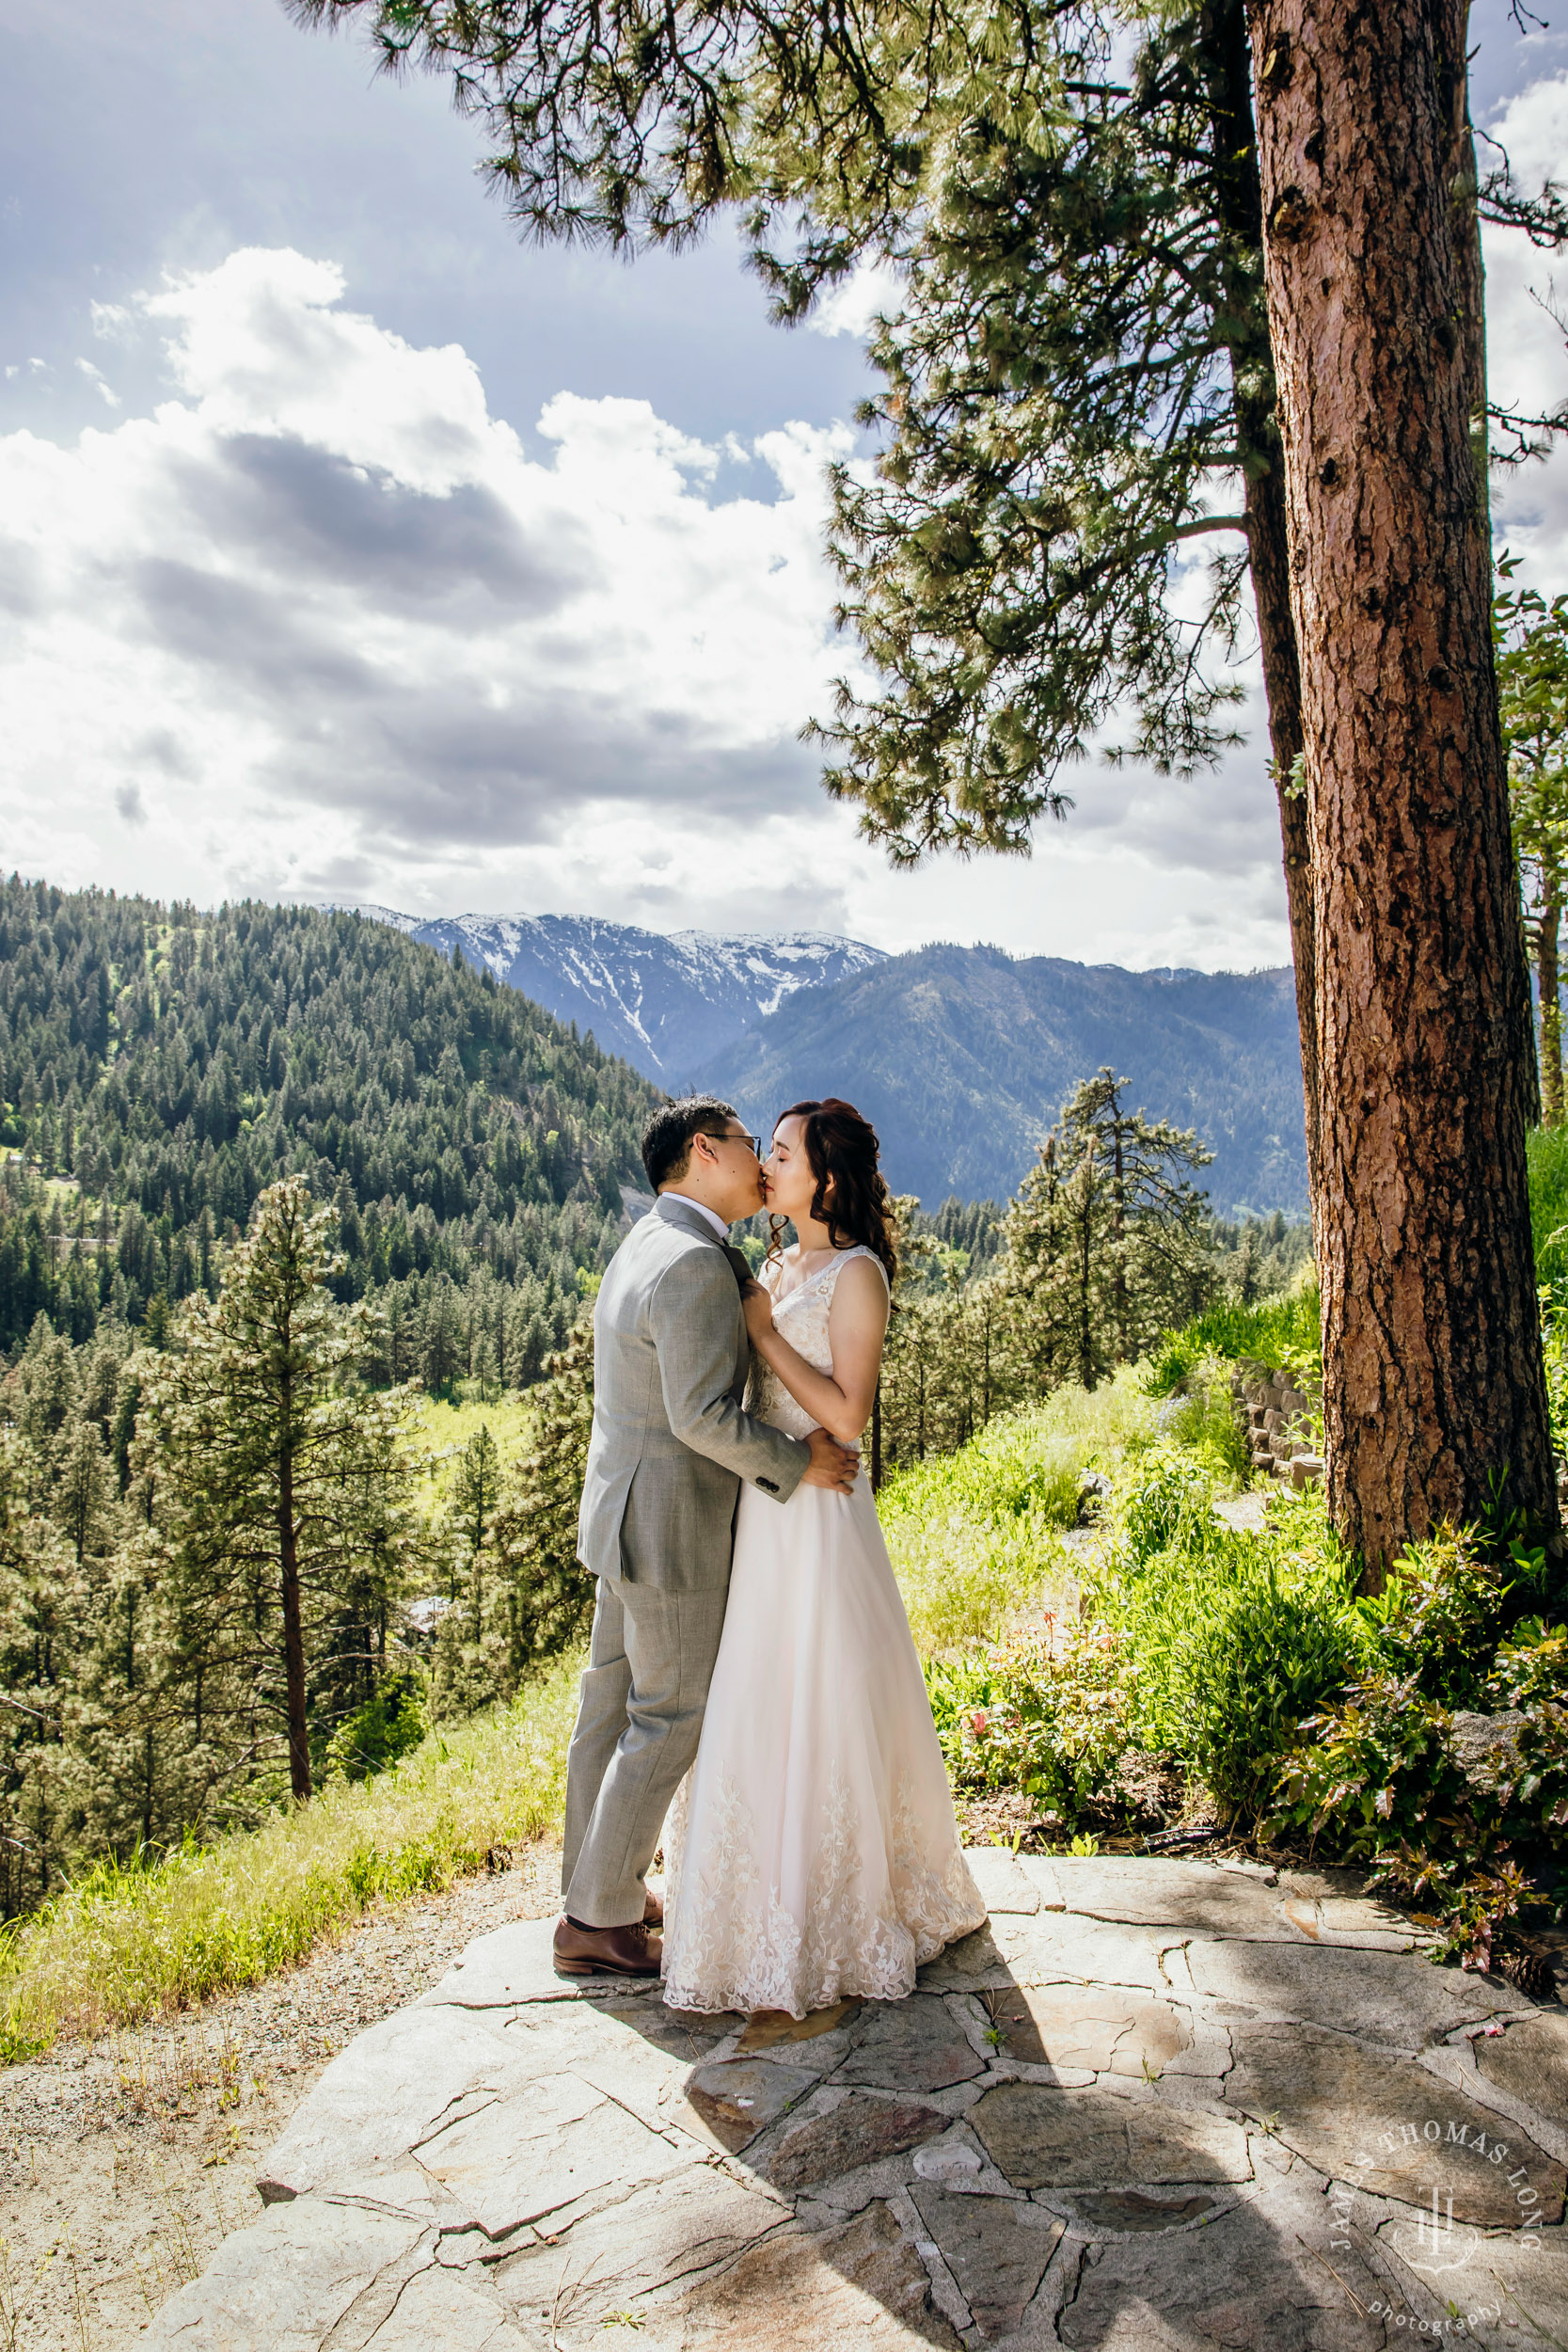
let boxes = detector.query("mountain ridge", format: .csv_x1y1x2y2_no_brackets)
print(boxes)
695,942,1307,1218
321,906,886,1077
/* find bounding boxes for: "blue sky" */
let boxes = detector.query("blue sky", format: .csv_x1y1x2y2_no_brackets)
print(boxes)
2,0,1566,965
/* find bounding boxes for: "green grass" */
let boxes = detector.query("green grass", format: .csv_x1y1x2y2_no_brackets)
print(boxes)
1145,1282,1322,1396
410,1391,537,1514
0,1652,582,2058
879,1374,1158,1655
1528,1124,1568,1285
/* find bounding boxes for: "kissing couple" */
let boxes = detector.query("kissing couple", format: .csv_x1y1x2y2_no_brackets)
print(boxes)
555,1092,985,2016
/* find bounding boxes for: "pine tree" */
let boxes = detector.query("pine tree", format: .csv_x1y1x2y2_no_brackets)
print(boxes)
1004,1071,1215,1390
491,1311,596,1678
1496,565,1568,1126
153,1177,422,1802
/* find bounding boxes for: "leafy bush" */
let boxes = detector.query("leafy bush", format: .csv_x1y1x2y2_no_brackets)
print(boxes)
1271,1526,1568,1969
927,1615,1133,1821
1097,1459,1359,1816
325,1678,427,1782
1173,1562,1361,1819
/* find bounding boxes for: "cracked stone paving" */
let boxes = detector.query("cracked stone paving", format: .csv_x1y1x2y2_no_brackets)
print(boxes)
145,1851,1568,2349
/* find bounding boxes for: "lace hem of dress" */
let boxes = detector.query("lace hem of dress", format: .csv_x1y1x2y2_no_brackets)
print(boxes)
661,1765,987,2019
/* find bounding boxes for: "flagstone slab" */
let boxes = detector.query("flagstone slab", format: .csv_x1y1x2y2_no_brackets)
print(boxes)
1185,1936,1529,2047
1045,1855,1419,1951
491,2165,791,2341
910,2185,1066,2337
356,2261,529,2351
990,1984,1195,2076
1057,2180,1388,2350
145,2192,426,2347
765,2093,953,2193
971,2083,1253,2191
1015,1854,1066,1910
1376,2206,1568,2344
965,1848,1043,1915
673,2199,964,2351
1227,2024,1566,2227
669,2056,819,2153
419,1915,651,2010
919,1913,1170,1995
1065,2188,1235,2236
834,1994,989,2092
414,2069,694,2240
1471,2013,1568,2150
737,1998,861,2052
256,2007,531,2201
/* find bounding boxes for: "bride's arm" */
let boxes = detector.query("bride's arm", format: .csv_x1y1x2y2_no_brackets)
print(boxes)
742,1259,888,1447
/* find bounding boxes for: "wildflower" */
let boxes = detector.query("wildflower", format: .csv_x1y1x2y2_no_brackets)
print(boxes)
968,1709,990,1740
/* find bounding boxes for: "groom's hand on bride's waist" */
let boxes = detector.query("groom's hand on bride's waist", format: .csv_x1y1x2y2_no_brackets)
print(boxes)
801,1428,860,1491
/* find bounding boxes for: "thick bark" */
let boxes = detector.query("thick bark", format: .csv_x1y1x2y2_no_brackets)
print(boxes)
1538,882,1564,1124
1205,0,1322,1244
278,1432,312,1802
1249,0,1555,1568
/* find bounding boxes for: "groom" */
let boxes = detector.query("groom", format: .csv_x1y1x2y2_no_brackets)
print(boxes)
555,1095,859,1977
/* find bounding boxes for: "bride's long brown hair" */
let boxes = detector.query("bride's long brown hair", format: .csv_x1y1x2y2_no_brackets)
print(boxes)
766,1099,898,1286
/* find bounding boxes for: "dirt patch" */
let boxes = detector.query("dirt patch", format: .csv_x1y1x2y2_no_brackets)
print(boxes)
0,1844,562,2350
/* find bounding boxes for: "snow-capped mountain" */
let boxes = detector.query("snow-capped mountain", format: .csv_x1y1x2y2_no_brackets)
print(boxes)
328,908,887,1081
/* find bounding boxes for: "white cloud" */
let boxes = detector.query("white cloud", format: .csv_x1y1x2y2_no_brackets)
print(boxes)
1486,75,1568,580
0,248,857,917
806,258,905,341
73,358,120,408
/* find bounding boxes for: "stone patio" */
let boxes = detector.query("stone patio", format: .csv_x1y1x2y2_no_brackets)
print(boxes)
147,1851,1568,2349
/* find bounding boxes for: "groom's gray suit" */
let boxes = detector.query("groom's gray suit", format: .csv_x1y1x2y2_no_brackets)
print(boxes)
562,1193,812,1929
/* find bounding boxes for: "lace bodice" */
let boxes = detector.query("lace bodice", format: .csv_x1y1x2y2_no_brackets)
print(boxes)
748,1244,889,1444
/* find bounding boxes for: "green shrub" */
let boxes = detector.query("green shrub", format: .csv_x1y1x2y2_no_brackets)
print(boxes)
1173,1562,1361,1820
1096,1461,1359,1812
1271,1527,1568,1970
926,1614,1133,1822
325,1678,427,1782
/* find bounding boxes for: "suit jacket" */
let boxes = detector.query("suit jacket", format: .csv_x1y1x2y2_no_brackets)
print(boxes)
576,1194,812,1590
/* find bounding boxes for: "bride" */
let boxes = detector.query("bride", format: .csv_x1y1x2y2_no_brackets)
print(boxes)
661,1097,985,2019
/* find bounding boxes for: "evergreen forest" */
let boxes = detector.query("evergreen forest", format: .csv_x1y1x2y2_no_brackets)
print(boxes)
0,875,658,1379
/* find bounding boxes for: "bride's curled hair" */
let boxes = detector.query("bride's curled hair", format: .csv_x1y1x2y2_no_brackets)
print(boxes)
768,1098,898,1286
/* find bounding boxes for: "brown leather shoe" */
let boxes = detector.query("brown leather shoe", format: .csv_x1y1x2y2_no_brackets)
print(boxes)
554,1915,662,1978
643,1888,664,1929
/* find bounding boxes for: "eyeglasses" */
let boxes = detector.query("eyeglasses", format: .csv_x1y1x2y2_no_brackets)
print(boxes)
702,1128,763,1158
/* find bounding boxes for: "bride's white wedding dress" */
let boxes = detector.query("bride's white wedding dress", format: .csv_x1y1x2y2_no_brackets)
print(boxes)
661,1244,985,2018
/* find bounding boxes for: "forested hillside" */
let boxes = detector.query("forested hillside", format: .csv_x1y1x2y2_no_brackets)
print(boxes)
0,878,660,1373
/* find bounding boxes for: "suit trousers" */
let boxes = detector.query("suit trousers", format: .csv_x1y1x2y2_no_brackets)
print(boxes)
561,1571,728,1929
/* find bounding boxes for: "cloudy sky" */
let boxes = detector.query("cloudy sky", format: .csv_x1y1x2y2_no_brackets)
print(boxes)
3,1,1568,967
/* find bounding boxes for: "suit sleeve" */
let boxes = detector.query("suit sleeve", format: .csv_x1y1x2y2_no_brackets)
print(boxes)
648,1249,811,1503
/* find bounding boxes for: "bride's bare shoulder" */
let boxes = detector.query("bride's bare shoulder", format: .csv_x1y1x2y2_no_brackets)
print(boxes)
829,1250,891,1319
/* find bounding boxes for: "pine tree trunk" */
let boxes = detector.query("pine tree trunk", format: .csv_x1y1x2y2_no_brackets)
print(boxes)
277,1438,311,1801
1538,882,1564,1125
1206,0,1322,1244
1250,0,1555,1568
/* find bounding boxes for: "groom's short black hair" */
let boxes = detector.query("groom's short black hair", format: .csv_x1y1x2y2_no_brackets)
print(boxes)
642,1096,741,1191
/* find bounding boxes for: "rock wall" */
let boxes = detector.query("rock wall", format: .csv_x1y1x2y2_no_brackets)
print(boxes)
1231,1360,1324,1490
